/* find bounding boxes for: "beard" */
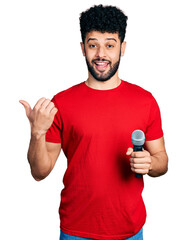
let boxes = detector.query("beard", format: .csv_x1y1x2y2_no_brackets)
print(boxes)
85,52,121,82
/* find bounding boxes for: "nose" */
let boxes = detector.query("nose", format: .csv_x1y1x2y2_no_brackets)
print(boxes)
96,46,106,58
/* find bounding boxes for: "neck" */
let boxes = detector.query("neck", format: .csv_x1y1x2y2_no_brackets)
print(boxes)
85,73,121,90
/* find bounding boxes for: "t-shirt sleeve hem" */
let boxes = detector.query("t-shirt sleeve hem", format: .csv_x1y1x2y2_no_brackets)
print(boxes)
145,131,164,141
45,136,62,143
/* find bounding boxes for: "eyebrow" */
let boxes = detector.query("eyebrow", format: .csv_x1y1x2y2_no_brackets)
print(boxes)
87,38,117,43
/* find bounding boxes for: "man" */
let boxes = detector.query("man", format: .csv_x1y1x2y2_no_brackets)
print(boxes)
20,4,168,240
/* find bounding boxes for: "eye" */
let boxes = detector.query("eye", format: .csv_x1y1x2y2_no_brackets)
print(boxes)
107,44,114,48
89,44,96,48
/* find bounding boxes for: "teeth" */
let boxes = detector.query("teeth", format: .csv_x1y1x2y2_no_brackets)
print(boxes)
95,62,107,65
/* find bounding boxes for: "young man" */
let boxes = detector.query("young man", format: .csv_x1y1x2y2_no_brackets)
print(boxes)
20,5,168,240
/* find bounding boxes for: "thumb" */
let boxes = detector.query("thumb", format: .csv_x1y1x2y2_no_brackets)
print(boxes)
126,147,133,155
19,100,32,118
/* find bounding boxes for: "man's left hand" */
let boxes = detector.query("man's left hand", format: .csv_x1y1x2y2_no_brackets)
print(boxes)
126,148,152,175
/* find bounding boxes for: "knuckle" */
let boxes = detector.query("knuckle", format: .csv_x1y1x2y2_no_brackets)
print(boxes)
39,108,43,113
49,102,55,109
145,151,150,157
45,99,51,103
134,152,139,158
34,106,39,112
52,107,58,113
39,97,46,102
44,110,49,116
42,99,50,106
145,164,150,170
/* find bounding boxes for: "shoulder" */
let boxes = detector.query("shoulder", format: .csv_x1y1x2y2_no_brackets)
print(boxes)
122,81,160,112
125,81,152,97
52,82,83,103
124,81,154,101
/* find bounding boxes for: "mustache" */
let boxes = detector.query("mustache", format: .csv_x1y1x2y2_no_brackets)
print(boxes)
92,58,111,64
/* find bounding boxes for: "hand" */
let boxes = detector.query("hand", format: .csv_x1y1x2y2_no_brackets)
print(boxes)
126,148,152,175
19,97,58,138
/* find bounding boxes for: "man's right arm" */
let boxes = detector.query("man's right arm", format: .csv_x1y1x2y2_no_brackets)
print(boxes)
20,97,61,181
28,134,61,181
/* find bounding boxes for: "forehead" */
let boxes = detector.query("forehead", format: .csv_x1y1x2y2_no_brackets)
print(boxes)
85,31,120,43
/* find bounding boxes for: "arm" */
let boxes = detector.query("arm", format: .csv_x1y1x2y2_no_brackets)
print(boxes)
126,137,168,177
20,97,61,181
145,137,168,177
28,135,61,181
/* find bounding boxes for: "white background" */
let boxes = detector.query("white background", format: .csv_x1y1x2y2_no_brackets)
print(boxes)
0,0,187,239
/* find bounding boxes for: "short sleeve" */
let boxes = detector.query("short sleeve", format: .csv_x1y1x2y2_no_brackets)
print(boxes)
45,96,62,143
145,95,163,141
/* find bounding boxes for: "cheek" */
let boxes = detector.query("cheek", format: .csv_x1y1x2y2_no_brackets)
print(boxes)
109,49,121,61
85,50,95,62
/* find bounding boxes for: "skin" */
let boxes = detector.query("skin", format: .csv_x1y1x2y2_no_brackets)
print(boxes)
19,98,61,180
126,138,168,177
80,31,126,90
20,30,168,180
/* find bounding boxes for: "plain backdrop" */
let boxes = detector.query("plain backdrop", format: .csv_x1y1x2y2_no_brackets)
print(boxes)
1,0,188,239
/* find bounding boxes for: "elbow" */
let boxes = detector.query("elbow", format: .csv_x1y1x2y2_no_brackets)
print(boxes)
149,156,168,177
161,157,169,176
33,175,46,181
31,169,50,182
164,155,169,175
31,172,47,181
164,163,168,175
29,160,52,182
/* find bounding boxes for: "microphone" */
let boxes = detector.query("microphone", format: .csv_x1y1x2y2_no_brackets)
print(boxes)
131,130,145,178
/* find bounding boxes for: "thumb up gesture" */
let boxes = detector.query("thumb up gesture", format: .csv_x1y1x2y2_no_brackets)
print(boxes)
19,97,58,138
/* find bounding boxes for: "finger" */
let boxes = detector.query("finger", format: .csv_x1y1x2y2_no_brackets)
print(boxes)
130,163,150,170
130,164,146,174
34,97,46,110
131,150,150,158
19,100,32,117
50,107,58,116
126,147,133,155
40,99,51,111
131,157,151,164
132,168,149,175
45,101,55,113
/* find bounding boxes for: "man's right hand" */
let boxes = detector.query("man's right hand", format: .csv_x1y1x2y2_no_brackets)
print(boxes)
19,97,58,138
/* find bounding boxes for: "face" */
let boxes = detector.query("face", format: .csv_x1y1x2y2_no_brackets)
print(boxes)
81,31,126,82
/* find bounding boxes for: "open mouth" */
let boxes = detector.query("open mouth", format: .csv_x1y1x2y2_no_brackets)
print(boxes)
93,61,110,71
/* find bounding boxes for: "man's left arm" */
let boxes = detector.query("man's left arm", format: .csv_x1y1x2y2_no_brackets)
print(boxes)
126,137,168,177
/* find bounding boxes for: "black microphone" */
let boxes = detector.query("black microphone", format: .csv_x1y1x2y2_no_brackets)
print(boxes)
131,130,145,178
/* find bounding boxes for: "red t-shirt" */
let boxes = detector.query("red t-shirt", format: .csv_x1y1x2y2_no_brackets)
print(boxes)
45,80,163,240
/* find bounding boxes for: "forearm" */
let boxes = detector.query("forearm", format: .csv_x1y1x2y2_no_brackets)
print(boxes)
148,151,168,177
28,133,51,180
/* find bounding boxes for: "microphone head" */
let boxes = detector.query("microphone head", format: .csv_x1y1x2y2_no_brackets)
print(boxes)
131,130,145,146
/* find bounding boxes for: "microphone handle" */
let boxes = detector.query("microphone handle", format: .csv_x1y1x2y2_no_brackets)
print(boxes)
133,145,143,178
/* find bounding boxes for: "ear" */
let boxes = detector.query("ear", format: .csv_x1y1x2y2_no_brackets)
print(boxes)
120,41,126,56
80,42,86,56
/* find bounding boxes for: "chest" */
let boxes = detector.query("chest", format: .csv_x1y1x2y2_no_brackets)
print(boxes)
61,95,150,141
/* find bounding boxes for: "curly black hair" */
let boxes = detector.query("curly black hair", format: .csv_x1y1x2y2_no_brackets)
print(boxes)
79,4,128,44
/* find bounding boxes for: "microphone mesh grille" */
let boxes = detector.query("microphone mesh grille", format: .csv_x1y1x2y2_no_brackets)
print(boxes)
131,130,145,146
